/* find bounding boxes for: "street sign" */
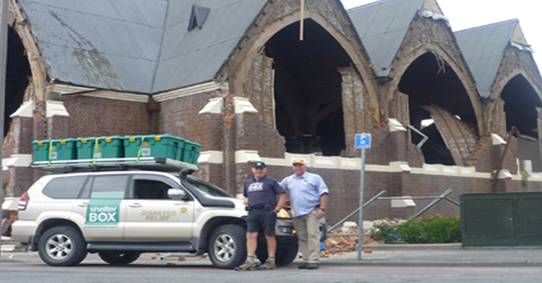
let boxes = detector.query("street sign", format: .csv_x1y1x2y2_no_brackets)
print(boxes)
355,133,372,149
354,133,371,260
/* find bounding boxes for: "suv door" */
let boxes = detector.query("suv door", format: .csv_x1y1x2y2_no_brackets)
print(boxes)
123,174,194,241
71,174,129,241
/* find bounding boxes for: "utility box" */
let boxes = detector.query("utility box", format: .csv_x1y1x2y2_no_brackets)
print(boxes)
461,192,542,246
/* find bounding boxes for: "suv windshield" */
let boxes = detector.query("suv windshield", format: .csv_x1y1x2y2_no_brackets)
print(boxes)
185,178,232,198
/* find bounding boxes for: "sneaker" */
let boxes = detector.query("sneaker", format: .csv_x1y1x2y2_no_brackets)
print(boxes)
306,263,319,270
258,259,276,270
235,260,259,271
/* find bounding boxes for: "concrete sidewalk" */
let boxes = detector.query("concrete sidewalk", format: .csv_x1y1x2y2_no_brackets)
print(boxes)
320,245,542,267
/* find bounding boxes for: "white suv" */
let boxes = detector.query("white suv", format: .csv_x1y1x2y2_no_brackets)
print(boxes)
12,170,298,269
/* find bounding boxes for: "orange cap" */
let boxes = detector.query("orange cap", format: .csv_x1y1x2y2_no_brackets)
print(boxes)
292,159,307,166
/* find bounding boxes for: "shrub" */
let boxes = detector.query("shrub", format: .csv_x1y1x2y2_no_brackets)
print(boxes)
369,216,461,244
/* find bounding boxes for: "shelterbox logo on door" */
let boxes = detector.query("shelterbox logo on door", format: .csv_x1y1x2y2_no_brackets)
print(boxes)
86,199,121,225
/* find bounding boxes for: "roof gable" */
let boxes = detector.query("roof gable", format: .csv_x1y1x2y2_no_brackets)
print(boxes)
455,19,519,98
348,0,426,77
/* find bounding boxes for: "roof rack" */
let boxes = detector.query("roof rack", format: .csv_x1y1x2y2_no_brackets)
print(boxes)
31,157,198,173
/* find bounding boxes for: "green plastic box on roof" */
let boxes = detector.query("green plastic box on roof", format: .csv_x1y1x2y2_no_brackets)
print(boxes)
32,139,76,162
124,134,184,161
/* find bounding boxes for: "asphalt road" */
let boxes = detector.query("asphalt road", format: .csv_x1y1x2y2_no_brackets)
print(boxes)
0,253,541,283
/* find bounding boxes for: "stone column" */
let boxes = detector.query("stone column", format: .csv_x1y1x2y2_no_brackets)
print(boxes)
339,67,366,157
5,100,34,197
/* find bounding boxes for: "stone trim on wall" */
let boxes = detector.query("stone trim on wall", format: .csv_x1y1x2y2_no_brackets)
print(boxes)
10,100,33,118
46,100,69,118
198,97,223,114
154,81,225,102
197,151,224,164
2,154,32,169
205,149,541,181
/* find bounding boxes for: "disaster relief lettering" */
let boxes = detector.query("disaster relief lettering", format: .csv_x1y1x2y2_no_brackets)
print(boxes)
141,210,177,221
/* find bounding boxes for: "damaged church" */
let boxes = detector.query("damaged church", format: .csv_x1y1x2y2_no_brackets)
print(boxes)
3,0,542,223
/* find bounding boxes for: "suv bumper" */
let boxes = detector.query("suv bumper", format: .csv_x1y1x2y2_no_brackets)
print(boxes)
11,220,37,244
275,218,297,237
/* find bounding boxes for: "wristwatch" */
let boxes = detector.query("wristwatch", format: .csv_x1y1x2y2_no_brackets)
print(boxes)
319,208,326,212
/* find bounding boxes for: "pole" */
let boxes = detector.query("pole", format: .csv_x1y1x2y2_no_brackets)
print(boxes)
299,0,305,41
357,148,366,260
0,0,8,215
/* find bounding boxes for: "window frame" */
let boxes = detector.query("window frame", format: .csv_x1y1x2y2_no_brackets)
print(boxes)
79,174,131,200
127,174,192,201
42,175,89,200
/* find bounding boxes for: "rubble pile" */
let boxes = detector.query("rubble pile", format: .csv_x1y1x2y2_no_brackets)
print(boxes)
321,221,379,256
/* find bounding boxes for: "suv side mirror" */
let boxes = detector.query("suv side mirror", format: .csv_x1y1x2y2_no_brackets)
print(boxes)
168,188,189,200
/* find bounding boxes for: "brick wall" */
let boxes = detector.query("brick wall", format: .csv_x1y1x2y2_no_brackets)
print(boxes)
159,91,223,151
63,96,151,137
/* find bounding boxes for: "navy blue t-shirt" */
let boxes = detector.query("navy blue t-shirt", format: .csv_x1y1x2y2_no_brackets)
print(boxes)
243,176,284,208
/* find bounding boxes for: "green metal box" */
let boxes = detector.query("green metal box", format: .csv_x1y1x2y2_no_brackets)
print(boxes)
461,192,542,246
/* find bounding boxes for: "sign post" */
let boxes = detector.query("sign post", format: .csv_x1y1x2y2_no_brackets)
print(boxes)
354,133,371,260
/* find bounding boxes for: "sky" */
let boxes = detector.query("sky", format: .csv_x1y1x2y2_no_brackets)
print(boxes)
341,0,542,68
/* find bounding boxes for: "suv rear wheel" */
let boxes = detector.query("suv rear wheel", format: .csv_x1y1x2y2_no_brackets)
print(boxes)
38,226,87,266
98,251,140,265
208,224,246,269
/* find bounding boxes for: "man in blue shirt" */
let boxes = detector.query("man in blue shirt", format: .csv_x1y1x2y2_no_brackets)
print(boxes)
236,161,286,271
280,159,329,270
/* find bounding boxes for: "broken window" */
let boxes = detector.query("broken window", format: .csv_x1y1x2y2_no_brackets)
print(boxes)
501,75,541,139
265,20,351,156
4,26,30,137
398,52,478,165
501,75,542,172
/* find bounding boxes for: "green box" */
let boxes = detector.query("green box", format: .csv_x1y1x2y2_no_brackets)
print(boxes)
32,139,76,161
75,138,96,159
95,136,124,158
181,141,201,164
75,136,123,159
52,138,77,160
32,140,50,162
124,134,183,160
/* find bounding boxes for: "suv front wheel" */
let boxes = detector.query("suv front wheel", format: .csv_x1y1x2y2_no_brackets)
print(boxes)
207,224,246,269
38,226,87,266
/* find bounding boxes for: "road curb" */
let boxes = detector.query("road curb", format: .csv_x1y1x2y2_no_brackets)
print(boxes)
319,260,542,267
364,243,462,251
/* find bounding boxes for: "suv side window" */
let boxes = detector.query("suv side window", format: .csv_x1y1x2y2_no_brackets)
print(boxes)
82,175,129,199
133,179,172,200
42,176,87,199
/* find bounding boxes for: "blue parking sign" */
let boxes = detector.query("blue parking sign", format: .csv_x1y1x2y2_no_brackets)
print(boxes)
355,133,372,149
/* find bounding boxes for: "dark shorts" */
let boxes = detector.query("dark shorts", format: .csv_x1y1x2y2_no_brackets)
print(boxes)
246,208,276,236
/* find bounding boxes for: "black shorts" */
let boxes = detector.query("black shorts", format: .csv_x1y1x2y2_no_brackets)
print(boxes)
246,208,276,236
